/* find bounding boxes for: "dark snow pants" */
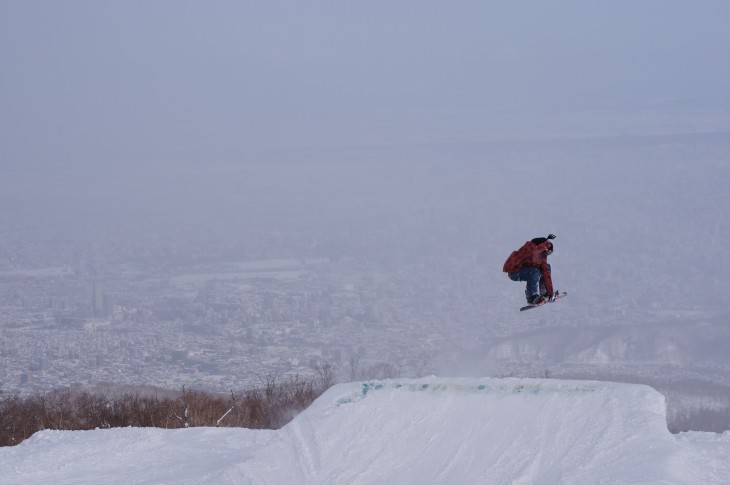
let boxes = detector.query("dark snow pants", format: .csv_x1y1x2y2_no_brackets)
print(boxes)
508,264,550,300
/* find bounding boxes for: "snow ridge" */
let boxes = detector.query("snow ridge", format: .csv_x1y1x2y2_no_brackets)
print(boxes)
2,378,729,484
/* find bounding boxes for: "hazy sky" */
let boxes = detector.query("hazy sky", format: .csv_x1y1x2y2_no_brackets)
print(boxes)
2,1,729,171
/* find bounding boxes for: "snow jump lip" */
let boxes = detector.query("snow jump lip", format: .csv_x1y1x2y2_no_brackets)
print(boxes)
332,378,598,406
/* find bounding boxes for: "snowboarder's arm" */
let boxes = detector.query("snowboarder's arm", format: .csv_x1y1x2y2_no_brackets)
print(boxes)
540,262,554,296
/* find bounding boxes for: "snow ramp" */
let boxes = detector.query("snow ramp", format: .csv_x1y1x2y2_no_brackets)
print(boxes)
234,378,727,484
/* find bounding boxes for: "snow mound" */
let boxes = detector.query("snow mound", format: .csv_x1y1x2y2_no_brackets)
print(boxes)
2,378,730,484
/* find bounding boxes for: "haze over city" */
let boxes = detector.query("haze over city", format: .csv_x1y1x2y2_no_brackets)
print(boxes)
2,0,730,450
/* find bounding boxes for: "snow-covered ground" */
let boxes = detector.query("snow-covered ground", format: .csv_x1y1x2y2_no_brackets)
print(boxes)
2,377,729,484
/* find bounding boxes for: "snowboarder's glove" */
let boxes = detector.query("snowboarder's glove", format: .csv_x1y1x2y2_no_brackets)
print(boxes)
547,234,556,240
546,293,555,302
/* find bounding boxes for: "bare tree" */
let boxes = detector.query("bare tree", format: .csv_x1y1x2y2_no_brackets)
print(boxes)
169,385,190,428
316,362,336,390
216,391,238,427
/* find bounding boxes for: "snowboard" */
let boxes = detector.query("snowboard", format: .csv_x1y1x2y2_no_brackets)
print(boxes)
519,291,567,312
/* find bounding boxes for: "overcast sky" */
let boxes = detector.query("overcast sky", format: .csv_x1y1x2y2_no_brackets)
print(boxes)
2,0,729,171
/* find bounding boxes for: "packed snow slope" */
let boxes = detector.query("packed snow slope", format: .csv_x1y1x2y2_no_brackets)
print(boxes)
2,378,730,485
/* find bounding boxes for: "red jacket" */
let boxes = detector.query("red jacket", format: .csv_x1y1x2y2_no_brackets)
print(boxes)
503,238,554,295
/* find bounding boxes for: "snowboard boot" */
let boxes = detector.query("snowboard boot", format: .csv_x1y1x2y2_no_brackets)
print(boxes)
527,294,544,305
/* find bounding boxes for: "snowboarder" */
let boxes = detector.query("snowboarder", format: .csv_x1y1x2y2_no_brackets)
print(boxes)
503,234,556,305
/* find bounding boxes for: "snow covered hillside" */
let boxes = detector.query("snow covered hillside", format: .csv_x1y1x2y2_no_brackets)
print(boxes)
2,377,729,484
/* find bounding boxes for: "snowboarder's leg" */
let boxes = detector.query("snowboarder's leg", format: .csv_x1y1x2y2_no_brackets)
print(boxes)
510,266,542,302
524,267,541,297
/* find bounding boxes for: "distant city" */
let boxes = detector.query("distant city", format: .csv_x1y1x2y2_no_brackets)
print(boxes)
0,229,492,396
